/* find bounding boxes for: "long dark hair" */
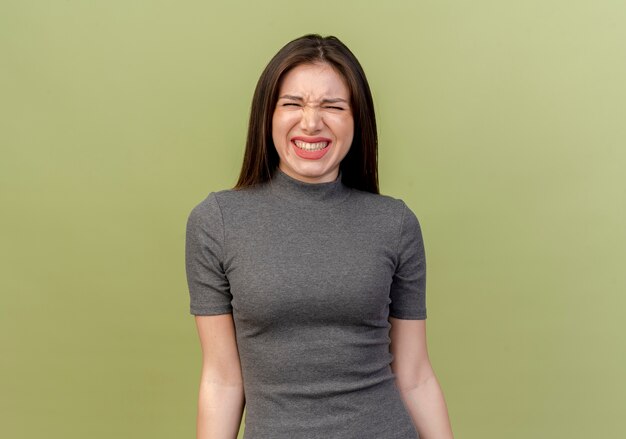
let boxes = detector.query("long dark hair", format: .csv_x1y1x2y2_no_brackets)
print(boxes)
234,34,379,194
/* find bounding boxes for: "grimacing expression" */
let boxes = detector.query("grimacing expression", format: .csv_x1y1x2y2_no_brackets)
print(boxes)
272,62,354,184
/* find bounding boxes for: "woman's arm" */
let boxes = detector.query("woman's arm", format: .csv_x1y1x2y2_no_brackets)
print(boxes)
195,314,245,439
389,317,453,439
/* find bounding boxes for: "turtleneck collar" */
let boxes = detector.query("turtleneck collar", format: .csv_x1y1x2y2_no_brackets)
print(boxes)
268,167,352,206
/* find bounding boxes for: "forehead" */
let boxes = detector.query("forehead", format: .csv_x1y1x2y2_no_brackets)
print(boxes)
278,63,350,98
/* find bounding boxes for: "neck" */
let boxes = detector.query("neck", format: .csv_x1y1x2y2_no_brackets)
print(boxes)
278,165,339,184
267,167,351,207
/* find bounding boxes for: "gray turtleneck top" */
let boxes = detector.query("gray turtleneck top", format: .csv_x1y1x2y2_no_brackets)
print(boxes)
185,168,427,439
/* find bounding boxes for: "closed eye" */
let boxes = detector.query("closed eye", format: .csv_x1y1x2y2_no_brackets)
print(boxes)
325,106,345,110
282,103,301,107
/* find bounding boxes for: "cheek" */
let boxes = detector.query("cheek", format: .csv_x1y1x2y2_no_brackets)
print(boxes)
273,112,299,137
336,117,354,144
326,114,353,132
271,117,287,148
271,113,281,134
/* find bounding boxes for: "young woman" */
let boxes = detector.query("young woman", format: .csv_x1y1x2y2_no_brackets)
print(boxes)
185,34,453,439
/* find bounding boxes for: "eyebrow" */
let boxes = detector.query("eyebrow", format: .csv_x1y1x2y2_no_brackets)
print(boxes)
278,95,349,104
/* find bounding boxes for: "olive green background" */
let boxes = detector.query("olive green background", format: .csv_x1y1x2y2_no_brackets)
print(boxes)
2,1,624,438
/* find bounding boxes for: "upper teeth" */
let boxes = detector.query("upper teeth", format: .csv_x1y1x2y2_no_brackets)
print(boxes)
294,140,329,151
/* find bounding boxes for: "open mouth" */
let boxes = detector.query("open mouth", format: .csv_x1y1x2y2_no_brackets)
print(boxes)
290,138,332,160
293,140,329,151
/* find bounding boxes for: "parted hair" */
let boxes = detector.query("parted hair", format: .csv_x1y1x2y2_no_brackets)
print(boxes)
234,34,379,194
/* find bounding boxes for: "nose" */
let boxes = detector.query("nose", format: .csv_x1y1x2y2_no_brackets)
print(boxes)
300,105,323,133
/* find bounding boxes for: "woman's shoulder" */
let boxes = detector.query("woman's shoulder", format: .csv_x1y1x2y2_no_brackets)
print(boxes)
347,187,412,217
190,184,268,215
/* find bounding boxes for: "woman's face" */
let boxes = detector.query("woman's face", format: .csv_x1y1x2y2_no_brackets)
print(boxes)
272,62,354,184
